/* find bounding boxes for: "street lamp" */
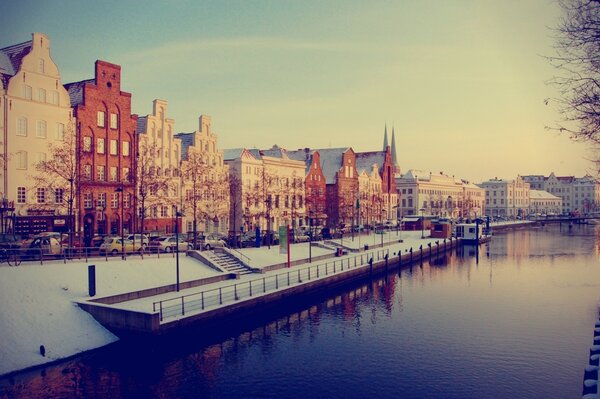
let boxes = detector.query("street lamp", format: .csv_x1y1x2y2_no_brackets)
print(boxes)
173,205,181,292
265,196,272,249
115,186,125,260
420,208,426,239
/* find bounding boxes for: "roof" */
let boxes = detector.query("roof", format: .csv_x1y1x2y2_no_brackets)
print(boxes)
529,190,561,200
260,145,290,159
287,149,314,174
247,148,262,160
63,79,94,107
314,148,350,184
0,40,32,77
174,132,195,160
136,116,148,135
222,148,245,161
355,151,384,175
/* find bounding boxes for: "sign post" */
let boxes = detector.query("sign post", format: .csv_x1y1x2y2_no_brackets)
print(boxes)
279,225,291,268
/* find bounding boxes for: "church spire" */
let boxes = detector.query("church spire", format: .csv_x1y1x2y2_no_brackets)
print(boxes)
391,126,400,174
383,124,389,151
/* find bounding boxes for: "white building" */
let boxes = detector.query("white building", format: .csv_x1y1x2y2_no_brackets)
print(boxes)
523,173,600,214
396,170,484,218
0,33,73,235
480,176,530,218
529,190,562,215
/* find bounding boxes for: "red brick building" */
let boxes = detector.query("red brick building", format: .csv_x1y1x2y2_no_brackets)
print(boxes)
355,146,398,223
65,61,137,243
288,149,327,229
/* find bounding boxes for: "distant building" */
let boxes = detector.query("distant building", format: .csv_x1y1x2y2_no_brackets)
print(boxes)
396,170,484,218
523,173,600,214
529,190,562,215
1,33,73,236
136,99,182,234
480,176,529,218
287,149,327,229
65,60,138,241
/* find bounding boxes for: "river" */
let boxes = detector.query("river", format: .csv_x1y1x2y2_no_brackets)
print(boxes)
1,224,599,398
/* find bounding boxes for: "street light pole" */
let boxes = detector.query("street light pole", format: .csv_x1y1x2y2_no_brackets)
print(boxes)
420,208,425,239
115,186,125,260
174,205,180,292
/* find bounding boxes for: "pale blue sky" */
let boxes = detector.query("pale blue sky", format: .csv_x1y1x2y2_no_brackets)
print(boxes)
1,0,594,181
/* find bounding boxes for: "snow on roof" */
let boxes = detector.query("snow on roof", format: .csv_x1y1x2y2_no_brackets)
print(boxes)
0,51,15,76
64,79,94,107
174,132,195,160
222,148,245,161
529,190,561,200
315,148,350,184
287,149,314,173
355,151,384,175
0,39,31,77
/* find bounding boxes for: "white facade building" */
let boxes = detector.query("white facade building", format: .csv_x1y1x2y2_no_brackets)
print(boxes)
0,33,73,235
480,176,530,218
396,170,484,218
523,173,600,214
529,190,562,215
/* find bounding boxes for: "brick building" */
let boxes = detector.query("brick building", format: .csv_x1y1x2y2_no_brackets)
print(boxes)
288,149,327,229
65,60,137,244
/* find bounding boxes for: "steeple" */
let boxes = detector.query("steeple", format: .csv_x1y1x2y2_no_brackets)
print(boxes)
383,124,389,151
391,126,400,174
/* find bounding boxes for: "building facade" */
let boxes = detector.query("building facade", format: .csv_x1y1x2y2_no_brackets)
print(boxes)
176,115,229,237
65,60,138,243
288,149,327,230
523,173,600,214
136,99,182,234
0,33,74,236
480,176,530,218
529,190,562,215
396,170,484,218
318,148,358,228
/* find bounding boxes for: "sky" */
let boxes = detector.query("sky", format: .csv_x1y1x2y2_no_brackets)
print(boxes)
1,0,595,182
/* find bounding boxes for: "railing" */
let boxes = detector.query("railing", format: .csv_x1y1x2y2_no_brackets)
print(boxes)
152,248,392,322
223,246,252,267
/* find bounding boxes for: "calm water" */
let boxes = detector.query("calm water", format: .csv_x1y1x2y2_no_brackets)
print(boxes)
2,224,599,399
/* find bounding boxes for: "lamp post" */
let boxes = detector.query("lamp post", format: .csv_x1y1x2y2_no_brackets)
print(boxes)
308,210,312,263
420,208,425,239
115,186,125,260
173,205,181,292
68,177,74,256
265,196,272,249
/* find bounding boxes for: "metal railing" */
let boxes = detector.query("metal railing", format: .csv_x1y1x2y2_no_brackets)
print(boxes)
152,248,392,322
223,246,252,267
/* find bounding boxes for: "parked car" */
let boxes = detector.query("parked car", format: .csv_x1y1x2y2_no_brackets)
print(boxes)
240,233,257,248
126,234,149,250
294,233,310,243
99,238,136,255
22,236,62,257
202,235,227,250
148,236,191,253
0,234,22,250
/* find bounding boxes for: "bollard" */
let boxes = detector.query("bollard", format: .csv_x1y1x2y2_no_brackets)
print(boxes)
410,247,413,264
369,257,373,274
419,245,423,264
88,265,96,297
398,252,402,269
385,253,389,270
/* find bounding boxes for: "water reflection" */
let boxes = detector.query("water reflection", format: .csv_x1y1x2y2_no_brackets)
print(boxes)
1,224,599,399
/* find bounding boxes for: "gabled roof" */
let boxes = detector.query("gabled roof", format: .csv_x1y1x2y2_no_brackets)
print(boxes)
260,145,290,159
355,151,385,175
0,40,32,77
64,79,94,107
287,149,315,174
222,148,245,161
315,147,350,184
174,132,195,160
247,148,262,160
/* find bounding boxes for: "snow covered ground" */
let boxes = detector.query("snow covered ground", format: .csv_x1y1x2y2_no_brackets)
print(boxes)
0,254,220,376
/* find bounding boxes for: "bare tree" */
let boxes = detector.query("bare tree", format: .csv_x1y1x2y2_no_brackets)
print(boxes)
547,0,600,155
137,139,171,236
228,173,243,246
33,124,77,246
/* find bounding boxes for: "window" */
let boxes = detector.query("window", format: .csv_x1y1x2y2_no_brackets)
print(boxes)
56,123,65,140
97,165,105,181
97,138,105,154
16,151,27,169
97,193,106,208
123,167,129,182
110,113,118,129
55,188,64,204
23,85,32,100
17,117,27,136
122,141,130,156
37,188,46,204
111,193,119,208
50,91,59,105
83,193,92,209
160,206,168,217
36,152,46,165
83,164,92,179
38,58,45,73
17,187,26,204
110,139,118,155
83,136,92,152
124,194,130,209
110,166,118,182
38,88,46,103
36,120,47,138
97,111,105,127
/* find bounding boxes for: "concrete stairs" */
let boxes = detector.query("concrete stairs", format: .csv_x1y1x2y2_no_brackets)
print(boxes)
203,250,254,275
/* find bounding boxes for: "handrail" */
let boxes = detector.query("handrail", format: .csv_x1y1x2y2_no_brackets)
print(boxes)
151,248,401,322
223,246,251,266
